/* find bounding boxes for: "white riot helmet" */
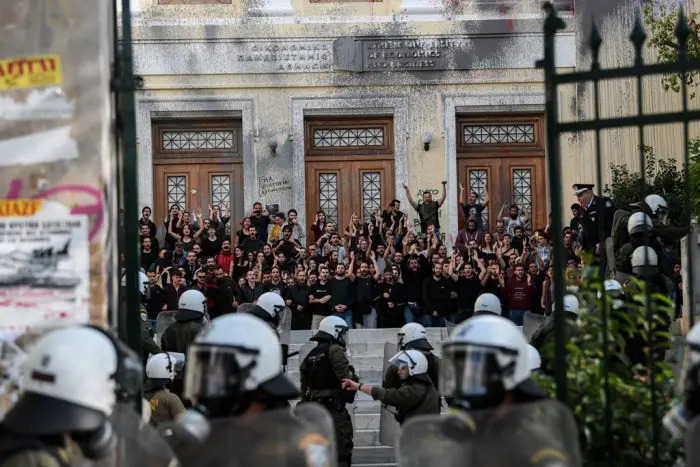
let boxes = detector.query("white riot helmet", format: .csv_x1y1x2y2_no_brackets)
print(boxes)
553,294,580,316
178,289,207,319
397,323,433,351
389,350,429,378
184,314,299,417
441,315,534,410
686,322,700,366
146,353,176,381
121,271,150,301
627,212,653,237
474,293,502,316
527,345,541,373
645,194,669,223
631,246,658,277
315,316,350,347
603,279,623,296
3,326,119,459
255,292,287,325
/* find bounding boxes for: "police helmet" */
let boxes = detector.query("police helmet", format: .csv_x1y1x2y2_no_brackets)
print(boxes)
313,316,350,346
184,314,299,416
631,246,658,277
644,194,669,223
553,294,580,316
627,212,653,237
146,353,176,381
473,293,502,316
397,323,433,351
527,345,541,373
389,350,429,378
3,326,119,459
441,315,533,410
178,290,207,320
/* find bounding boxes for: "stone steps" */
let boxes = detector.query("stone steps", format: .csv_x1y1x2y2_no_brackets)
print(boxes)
287,329,447,467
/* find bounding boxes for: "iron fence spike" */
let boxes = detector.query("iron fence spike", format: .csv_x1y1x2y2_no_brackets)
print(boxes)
589,19,603,67
630,10,648,51
675,3,691,51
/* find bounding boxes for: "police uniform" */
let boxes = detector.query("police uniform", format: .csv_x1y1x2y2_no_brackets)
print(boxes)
300,339,354,467
383,351,440,392
0,427,73,467
141,307,162,362
370,378,440,425
574,184,614,254
529,315,579,376
145,387,186,426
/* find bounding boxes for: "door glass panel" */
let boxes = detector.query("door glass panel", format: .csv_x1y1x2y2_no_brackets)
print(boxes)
318,173,339,226
167,175,187,212
313,128,384,147
468,169,489,230
463,124,535,145
512,168,532,218
210,175,231,212
362,172,382,221
162,130,235,151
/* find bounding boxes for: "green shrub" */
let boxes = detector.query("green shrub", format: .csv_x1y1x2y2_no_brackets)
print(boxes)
536,266,683,466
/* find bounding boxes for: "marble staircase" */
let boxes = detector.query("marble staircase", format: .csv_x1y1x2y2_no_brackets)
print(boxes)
287,328,450,467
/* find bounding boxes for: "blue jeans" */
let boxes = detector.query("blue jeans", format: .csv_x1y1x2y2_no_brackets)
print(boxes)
421,314,446,328
404,304,421,324
509,309,527,326
334,310,353,329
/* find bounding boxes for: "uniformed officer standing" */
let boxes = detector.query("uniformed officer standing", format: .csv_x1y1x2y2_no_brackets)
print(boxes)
343,350,440,425
300,316,355,467
144,353,186,426
160,289,207,355
573,183,614,256
383,323,440,391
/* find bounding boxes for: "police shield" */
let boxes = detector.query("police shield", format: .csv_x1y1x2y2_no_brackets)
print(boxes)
379,341,400,446
172,407,337,467
523,311,547,342
88,402,178,467
155,311,178,342
294,402,338,462
277,306,292,347
397,399,582,467
445,319,457,335
299,342,317,364
685,416,700,466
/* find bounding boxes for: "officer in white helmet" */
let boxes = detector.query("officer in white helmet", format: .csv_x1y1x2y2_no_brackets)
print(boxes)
473,293,502,316
634,194,689,245
529,295,580,373
341,349,440,425
0,327,121,466
238,292,291,369
144,353,186,426
300,316,355,467
399,315,580,467
383,323,440,391
615,212,668,278
160,289,208,356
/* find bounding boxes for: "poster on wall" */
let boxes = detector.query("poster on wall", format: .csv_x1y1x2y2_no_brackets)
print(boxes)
0,200,89,341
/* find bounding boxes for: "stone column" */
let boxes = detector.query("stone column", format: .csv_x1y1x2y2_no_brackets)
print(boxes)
248,0,294,16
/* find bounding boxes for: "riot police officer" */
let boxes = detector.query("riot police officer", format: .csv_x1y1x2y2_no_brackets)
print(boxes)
473,293,502,316
144,353,186,426
629,194,689,246
164,313,333,467
0,327,121,466
529,295,580,374
160,289,207,355
342,350,440,425
137,271,162,362
419,314,581,467
238,292,290,369
573,183,614,255
615,212,668,279
300,316,355,467
383,323,440,390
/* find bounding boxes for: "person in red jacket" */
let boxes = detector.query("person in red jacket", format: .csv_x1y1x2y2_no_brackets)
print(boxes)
216,239,234,275
503,263,536,326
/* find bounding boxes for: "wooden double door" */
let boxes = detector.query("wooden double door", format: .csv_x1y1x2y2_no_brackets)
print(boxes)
153,163,242,224
305,159,395,238
457,156,546,232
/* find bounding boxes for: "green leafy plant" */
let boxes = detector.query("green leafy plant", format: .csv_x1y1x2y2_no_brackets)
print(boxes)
603,146,692,226
536,267,683,466
643,1,700,98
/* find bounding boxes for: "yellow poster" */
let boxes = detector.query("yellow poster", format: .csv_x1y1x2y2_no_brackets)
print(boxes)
0,200,43,217
0,55,62,91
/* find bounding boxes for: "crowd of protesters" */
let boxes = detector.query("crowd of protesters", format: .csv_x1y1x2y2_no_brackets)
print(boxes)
136,180,683,331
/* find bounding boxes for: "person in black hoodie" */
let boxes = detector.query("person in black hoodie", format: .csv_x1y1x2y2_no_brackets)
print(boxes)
400,245,430,323
375,267,406,328
354,256,380,328
286,272,310,330
422,262,452,327
447,255,483,323
240,269,264,304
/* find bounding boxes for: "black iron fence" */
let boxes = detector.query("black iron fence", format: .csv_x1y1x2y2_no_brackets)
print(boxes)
538,2,698,464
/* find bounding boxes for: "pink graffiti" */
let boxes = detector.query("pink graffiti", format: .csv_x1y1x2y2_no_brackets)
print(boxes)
4,178,104,240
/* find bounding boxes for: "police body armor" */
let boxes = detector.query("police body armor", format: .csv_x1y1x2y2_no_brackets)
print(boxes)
303,343,342,404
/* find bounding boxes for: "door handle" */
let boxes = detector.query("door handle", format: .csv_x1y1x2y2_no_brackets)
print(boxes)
191,189,197,194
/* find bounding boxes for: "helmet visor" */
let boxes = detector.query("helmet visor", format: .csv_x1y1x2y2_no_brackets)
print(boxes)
338,327,350,347
388,351,415,371
184,345,257,401
440,345,510,399
658,208,669,224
